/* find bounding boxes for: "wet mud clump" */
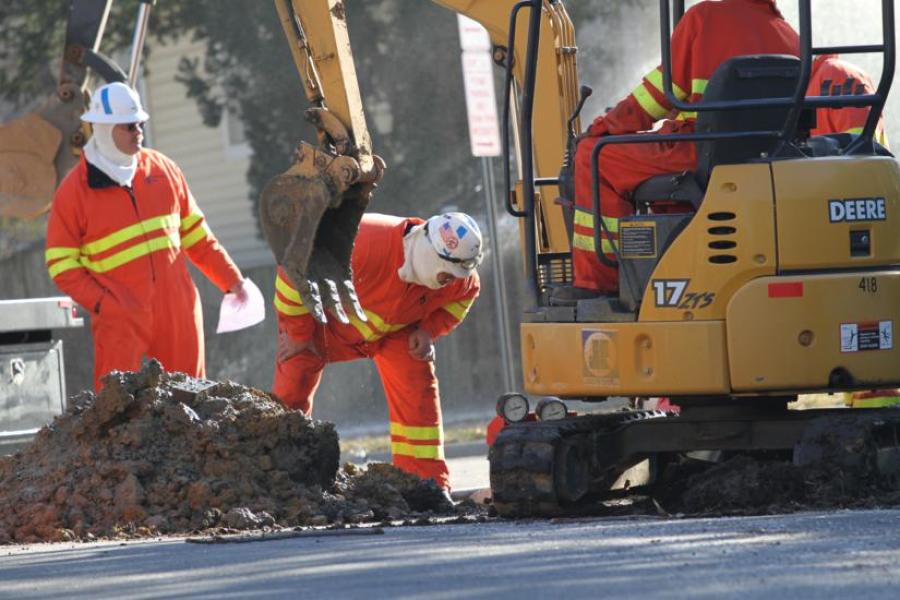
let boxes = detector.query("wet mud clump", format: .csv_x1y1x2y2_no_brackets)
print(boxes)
652,413,900,516
0,361,459,544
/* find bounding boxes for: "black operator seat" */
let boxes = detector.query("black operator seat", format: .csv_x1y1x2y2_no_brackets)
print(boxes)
631,54,802,209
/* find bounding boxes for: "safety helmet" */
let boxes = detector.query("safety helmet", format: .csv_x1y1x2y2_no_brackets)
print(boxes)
81,82,150,124
424,212,484,277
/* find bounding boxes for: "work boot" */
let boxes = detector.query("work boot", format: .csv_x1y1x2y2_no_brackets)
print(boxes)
549,285,602,306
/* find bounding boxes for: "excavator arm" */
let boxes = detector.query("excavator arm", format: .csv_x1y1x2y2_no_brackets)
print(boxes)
0,0,131,219
259,0,385,324
259,0,580,323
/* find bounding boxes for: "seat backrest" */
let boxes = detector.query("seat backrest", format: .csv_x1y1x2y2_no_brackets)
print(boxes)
695,55,800,187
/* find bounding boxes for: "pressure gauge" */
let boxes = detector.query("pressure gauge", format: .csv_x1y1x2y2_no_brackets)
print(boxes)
535,397,568,421
496,393,530,423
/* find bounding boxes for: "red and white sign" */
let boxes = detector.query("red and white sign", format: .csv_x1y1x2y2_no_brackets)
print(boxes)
457,15,501,157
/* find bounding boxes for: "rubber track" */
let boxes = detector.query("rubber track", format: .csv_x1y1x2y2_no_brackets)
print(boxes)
489,410,668,518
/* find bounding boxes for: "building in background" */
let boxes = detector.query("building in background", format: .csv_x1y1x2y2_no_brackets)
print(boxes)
142,37,272,270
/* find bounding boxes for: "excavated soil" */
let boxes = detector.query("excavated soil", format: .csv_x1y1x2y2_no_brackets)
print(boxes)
0,361,481,545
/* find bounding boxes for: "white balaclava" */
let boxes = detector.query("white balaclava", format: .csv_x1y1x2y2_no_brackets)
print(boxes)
398,223,449,289
83,122,138,187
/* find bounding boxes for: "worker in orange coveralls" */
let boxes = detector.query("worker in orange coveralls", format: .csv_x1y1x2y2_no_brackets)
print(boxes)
45,82,248,390
557,0,799,302
272,212,482,492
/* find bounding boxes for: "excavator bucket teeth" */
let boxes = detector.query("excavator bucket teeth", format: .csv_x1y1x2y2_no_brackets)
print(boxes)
0,113,63,219
259,141,382,325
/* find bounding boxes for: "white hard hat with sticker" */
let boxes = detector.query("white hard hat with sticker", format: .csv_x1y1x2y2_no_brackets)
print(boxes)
81,82,150,125
425,212,484,278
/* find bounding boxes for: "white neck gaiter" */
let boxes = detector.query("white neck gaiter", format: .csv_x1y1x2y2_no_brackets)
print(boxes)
397,224,447,289
83,123,138,187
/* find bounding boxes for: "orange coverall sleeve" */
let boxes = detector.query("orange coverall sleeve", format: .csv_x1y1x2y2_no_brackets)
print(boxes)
170,160,243,293
587,9,698,136
418,272,480,340
45,189,108,314
273,269,318,341
809,58,889,147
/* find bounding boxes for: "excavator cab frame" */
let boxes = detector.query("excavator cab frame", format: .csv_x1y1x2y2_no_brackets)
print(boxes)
489,0,900,516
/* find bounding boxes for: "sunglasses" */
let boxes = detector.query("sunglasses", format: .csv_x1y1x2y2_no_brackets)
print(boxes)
120,122,145,132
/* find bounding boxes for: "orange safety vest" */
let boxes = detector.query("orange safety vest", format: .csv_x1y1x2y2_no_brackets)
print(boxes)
46,150,241,315
808,54,889,147
587,0,799,136
275,213,479,344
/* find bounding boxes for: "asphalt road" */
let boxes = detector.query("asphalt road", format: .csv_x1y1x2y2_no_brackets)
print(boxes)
2,509,899,599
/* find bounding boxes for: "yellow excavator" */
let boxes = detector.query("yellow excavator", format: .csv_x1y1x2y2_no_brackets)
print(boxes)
268,0,900,517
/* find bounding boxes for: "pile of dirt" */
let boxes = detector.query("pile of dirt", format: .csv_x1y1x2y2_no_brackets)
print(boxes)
652,413,900,516
0,361,465,544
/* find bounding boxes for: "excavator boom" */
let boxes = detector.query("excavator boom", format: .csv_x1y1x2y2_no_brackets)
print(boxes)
259,0,384,324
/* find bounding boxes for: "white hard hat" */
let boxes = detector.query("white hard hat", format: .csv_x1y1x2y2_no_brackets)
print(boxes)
424,212,483,277
81,82,150,124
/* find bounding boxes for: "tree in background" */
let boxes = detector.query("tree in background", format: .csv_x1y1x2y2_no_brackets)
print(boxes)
0,0,482,227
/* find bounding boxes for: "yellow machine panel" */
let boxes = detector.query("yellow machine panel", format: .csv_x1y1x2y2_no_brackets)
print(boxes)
727,271,900,392
773,157,900,270
520,321,730,396
638,164,777,322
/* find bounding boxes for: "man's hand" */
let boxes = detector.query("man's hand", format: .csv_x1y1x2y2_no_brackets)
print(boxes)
408,327,435,362
277,330,319,362
229,278,250,305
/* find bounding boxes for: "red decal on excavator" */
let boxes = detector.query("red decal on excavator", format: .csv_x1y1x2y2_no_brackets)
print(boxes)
768,282,804,298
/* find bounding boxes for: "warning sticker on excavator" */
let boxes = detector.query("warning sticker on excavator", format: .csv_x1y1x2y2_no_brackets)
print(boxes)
620,221,657,258
582,329,619,384
840,320,893,352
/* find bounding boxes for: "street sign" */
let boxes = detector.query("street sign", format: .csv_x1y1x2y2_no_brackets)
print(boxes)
457,16,501,158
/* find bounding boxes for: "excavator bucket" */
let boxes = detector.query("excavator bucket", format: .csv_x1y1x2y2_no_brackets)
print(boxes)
259,108,384,324
262,0,384,324
0,114,64,219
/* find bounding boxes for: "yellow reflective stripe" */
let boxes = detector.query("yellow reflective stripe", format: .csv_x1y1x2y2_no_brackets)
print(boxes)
676,111,697,121
274,295,308,316
78,233,177,273
644,68,688,100
348,314,379,342
632,83,668,120
844,127,889,147
81,214,179,256
45,247,80,262
276,273,302,303
391,442,445,461
48,258,83,278
572,233,614,254
691,78,708,95
390,422,442,441
851,396,900,408
181,223,209,249
574,210,618,233
180,212,203,233
442,298,473,321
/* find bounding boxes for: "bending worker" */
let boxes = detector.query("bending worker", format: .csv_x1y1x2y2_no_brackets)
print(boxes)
273,212,482,492
560,0,798,302
46,82,248,389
